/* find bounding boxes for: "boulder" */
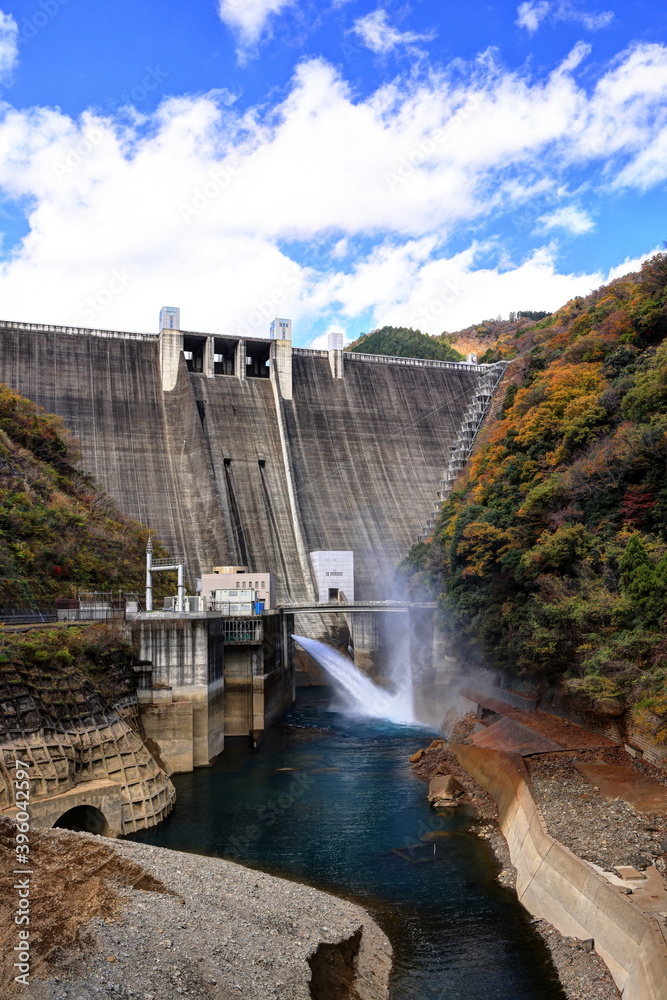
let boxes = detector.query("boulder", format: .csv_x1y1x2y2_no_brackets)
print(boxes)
427,739,447,751
409,749,426,763
427,774,464,806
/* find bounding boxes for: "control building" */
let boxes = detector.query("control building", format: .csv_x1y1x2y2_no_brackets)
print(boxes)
159,306,180,331
200,567,275,610
310,551,354,603
270,317,292,341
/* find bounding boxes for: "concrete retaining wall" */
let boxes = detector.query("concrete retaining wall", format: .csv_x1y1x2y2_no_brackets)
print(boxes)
453,744,667,1000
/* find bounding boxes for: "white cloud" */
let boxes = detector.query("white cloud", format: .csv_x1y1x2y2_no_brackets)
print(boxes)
516,1,613,34
300,243,657,336
538,205,594,234
0,11,18,82
516,1,550,33
580,9,614,29
331,237,349,259
352,9,435,54
0,45,663,338
217,0,294,47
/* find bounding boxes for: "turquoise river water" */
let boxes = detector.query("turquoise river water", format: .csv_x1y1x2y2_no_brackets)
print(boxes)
130,687,566,999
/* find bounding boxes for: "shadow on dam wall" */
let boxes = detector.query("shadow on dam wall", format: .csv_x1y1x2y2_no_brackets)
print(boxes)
0,321,492,602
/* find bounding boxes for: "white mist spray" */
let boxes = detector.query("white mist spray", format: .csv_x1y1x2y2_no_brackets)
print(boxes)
293,635,415,725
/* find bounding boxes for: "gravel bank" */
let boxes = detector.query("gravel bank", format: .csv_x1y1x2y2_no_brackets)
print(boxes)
524,748,667,871
9,829,391,1000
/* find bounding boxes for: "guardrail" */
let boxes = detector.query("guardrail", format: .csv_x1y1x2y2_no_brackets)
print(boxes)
0,608,58,624
344,352,494,372
0,319,155,342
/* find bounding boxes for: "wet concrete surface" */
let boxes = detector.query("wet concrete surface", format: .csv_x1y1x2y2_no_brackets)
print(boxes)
573,761,667,813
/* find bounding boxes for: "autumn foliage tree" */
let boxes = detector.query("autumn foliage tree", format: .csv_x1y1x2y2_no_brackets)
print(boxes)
401,253,667,714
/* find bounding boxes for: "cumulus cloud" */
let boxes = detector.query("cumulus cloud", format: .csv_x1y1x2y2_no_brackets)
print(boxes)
0,45,664,337
516,1,613,33
301,242,658,337
352,9,435,54
538,205,594,234
217,0,294,47
0,11,18,82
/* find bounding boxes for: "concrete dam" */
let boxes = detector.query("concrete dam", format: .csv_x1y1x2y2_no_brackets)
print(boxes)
0,319,501,602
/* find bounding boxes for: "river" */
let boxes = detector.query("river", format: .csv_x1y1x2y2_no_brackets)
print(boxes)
130,687,565,999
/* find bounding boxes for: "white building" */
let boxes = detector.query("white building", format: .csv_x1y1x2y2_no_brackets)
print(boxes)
210,588,255,614
270,317,292,341
200,567,275,609
327,329,344,351
160,306,180,331
310,551,354,603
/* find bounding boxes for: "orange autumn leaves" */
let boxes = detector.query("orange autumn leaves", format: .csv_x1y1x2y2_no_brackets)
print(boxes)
402,253,667,710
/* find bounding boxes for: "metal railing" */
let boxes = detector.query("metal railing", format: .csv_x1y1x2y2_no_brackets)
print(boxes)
221,619,263,643
344,351,492,372
0,318,155,342
0,608,57,624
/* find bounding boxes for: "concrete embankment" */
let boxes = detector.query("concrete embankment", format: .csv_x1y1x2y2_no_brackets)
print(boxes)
0,656,175,836
453,744,667,1000
1,822,392,1000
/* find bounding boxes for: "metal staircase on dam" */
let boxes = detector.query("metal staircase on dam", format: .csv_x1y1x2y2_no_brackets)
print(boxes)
418,364,506,541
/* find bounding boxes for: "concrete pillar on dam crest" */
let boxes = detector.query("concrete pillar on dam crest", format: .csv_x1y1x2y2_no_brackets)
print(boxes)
160,327,183,392
271,339,293,400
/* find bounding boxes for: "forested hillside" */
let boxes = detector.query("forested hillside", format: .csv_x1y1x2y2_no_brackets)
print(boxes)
346,325,464,361
0,385,171,606
402,253,667,725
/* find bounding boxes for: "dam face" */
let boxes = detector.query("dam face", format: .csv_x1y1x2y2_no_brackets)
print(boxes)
0,319,495,602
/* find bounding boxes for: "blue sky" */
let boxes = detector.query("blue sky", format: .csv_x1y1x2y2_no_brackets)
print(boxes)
0,0,664,345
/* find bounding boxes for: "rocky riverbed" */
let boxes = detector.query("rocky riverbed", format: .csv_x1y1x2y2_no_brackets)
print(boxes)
524,747,667,871
0,820,391,1000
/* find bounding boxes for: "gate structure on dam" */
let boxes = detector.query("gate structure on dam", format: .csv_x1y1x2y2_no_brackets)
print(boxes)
0,317,504,605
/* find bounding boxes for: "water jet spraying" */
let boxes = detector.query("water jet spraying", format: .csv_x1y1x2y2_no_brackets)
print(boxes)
293,635,415,725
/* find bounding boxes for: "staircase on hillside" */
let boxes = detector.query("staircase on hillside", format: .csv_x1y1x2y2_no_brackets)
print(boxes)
418,363,506,541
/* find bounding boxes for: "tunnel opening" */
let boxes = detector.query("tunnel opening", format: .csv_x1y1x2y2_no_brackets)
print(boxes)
245,340,271,378
54,805,110,837
183,335,207,373
214,337,237,376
